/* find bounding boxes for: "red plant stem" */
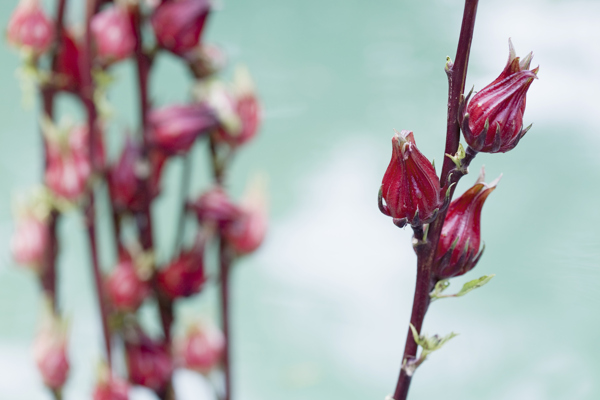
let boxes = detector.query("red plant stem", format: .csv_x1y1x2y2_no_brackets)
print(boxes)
38,0,68,312
219,237,232,400
81,0,112,367
131,8,175,400
173,154,192,254
392,1,479,399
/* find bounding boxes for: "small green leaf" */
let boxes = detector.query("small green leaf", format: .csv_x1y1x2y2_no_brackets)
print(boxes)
454,274,495,297
445,143,466,168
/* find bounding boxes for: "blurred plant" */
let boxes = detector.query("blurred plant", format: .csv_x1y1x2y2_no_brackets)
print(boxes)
378,1,538,399
7,0,266,399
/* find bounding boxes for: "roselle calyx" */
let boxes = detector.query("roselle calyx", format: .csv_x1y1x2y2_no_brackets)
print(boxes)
125,330,173,393
157,244,206,300
7,0,54,55
92,364,129,400
379,130,442,227
34,308,69,390
177,321,225,374
11,212,49,272
91,5,136,65
44,124,105,201
108,138,165,213
190,187,242,227
224,179,268,255
459,39,538,153
151,0,211,56
55,30,83,93
105,253,149,312
148,103,217,155
434,168,499,279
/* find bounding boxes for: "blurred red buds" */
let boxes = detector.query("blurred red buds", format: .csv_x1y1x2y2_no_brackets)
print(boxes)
459,40,538,153
55,30,82,92
91,5,136,64
92,366,129,400
45,124,104,201
105,254,149,312
33,310,69,390
108,138,165,213
11,213,49,272
7,0,54,55
224,180,268,255
148,103,217,155
126,332,173,393
157,246,205,300
177,322,224,374
190,187,241,226
379,130,442,227
435,168,499,279
151,0,211,56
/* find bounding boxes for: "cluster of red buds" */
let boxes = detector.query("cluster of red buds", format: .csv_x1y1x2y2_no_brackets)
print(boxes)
379,35,538,400
7,0,266,399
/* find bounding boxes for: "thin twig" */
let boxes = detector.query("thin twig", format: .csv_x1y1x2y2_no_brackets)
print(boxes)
392,1,480,399
81,0,112,367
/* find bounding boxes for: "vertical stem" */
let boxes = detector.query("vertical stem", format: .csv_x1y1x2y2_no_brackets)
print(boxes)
81,0,112,367
131,7,174,399
219,238,232,400
392,1,479,399
39,0,68,312
173,154,193,254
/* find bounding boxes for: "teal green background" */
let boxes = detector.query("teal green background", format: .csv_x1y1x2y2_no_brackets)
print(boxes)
1,0,599,399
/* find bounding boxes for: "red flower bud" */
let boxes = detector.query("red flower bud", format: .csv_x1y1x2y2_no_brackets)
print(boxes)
148,103,217,155
224,181,267,255
379,130,442,227
55,30,83,93
34,311,69,390
45,125,104,201
105,254,149,312
126,332,173,393
210,68,261,147
93,375,129,400
434,168,499,279
91,5,136,64
459,40,539,153
151,0,211,56
190,187,241,226
7,0,54,55
177,322,224,374
11,213,49,271
157,246,205,300
108,139,165,213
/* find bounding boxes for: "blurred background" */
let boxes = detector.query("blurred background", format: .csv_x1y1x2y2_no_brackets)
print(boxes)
1,0,600,399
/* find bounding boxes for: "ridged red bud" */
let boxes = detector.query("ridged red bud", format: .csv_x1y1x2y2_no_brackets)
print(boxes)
212,68,261,147
55,30,83,93
157,246,205,300
108,139,165,213
190,187,241,226
224,181,267,255
459,40,538,153
11,213,49,272
105,254,149,312
33,311,69,390
91,5,136,64
7,0,54,55
126,332,173,393
177,322,224,374
434,168,499,279
93,373,129,400
45,125,105,201
151,0,211,56
148,103,217,155
379,130,442,227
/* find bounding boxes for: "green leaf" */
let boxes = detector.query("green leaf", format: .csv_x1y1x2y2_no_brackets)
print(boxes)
430,274,495,301
454,274,495,298
445,143,466,168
